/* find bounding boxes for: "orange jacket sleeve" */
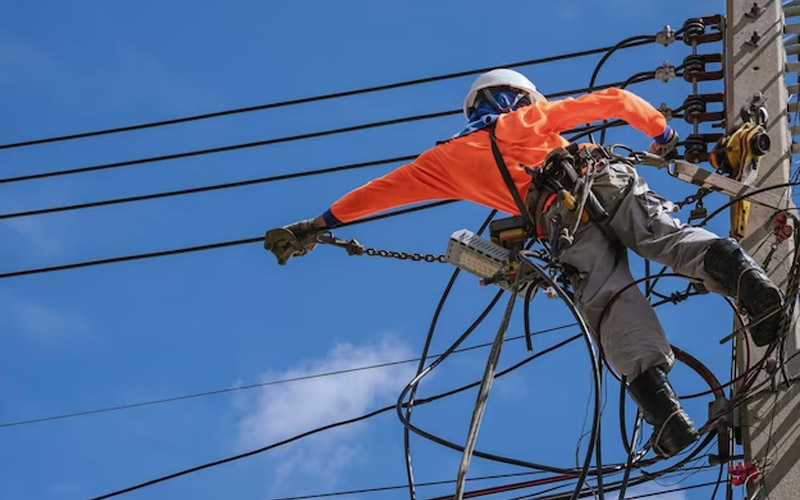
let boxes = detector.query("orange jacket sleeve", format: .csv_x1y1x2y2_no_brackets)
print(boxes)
326,147,456,225
542,88,667,137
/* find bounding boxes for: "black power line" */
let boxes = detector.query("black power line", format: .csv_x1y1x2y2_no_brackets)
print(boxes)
0,40,654,150
89,407,395,500
86,333,583,500
0,76,655,280
0,113,631,279
0,103,651,281
0,200,457,280
0,115,630,222
0,76,654,186
0,110,454,185
0,154,417,221
0,324,577,429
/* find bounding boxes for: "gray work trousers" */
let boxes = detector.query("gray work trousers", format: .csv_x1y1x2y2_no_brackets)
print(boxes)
538,161,721,378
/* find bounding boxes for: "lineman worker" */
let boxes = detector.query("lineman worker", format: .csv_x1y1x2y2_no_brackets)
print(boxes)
265,69,785,458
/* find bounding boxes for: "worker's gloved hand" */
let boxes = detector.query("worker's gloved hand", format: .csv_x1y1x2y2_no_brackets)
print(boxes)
264,218,324,265
284,218,322,256
649,126,679,157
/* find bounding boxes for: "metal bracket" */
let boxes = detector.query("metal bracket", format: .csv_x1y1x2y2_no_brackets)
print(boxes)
684,93,726,125
671,161,783,210
746,2,763,18
682,15,725,45
741,91,769,125
683,53,725,82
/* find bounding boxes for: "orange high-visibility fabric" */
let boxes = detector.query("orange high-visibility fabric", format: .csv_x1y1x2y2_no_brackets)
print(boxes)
329,88,667,223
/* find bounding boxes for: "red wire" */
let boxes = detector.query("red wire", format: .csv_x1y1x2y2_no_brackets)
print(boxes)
422,474,572,500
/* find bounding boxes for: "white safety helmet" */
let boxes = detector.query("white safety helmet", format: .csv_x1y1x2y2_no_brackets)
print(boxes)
463,68,546,119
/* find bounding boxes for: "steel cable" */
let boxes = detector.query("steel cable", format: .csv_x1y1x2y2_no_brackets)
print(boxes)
0,118,624,222
0,78,654,186
0,40,655,150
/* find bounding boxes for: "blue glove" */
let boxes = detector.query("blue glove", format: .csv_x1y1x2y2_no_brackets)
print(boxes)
649,126,679,157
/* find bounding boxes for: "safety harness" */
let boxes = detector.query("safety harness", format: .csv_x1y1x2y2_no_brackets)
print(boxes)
487,122,610,252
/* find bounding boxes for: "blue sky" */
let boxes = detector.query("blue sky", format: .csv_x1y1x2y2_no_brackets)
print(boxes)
0,1,754,500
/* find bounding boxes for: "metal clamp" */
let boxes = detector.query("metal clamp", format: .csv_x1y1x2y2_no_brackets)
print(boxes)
656,25,677,46
655,61,677,83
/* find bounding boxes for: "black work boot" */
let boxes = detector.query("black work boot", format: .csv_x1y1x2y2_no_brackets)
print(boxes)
704,238,784,346
627,366,699,458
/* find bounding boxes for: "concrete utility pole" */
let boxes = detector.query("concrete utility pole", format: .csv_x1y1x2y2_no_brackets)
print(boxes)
725,1,800,498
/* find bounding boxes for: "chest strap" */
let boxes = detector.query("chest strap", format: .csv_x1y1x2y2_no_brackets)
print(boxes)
488,122,537,232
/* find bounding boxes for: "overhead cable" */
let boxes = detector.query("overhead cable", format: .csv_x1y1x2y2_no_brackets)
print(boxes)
0,323,577,429
0,200,457,280
0,76,655,186
0,40,654,150
0,155,417,221
401,210,498,500
86,334,583,500
0,114,644,280
0,117,628,222
258,470,550,500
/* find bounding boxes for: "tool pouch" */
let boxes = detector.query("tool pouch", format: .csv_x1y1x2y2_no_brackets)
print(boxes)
532,146,609,224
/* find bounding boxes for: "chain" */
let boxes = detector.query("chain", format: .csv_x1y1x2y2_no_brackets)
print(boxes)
675,187,711,209
364,247,446,263
316,233,446,264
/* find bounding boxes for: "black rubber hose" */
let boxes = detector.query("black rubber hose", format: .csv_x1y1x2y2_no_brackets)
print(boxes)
519,256,603,500
586,35,656,145
402,209,497,500
617,411,643,500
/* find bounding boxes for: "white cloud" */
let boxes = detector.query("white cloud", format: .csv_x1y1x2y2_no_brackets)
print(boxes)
234,336,416,486
3,218,68,258
2,294,90,346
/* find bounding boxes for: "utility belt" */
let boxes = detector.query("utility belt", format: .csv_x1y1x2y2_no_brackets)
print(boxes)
487,123,610,250
526,144,610,240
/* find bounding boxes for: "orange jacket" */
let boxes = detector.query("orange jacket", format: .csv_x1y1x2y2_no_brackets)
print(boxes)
325,88,667,225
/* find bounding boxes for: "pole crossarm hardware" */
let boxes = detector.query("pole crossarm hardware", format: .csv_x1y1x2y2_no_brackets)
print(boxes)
726,1,800,499
670,161,783,210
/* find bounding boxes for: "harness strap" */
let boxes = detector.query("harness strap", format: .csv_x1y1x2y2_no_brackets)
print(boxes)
488,122,537,231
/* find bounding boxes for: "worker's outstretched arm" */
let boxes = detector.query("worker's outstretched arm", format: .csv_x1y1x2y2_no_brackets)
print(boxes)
265,147,456,264
543,88,677,153
318,147,455,227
